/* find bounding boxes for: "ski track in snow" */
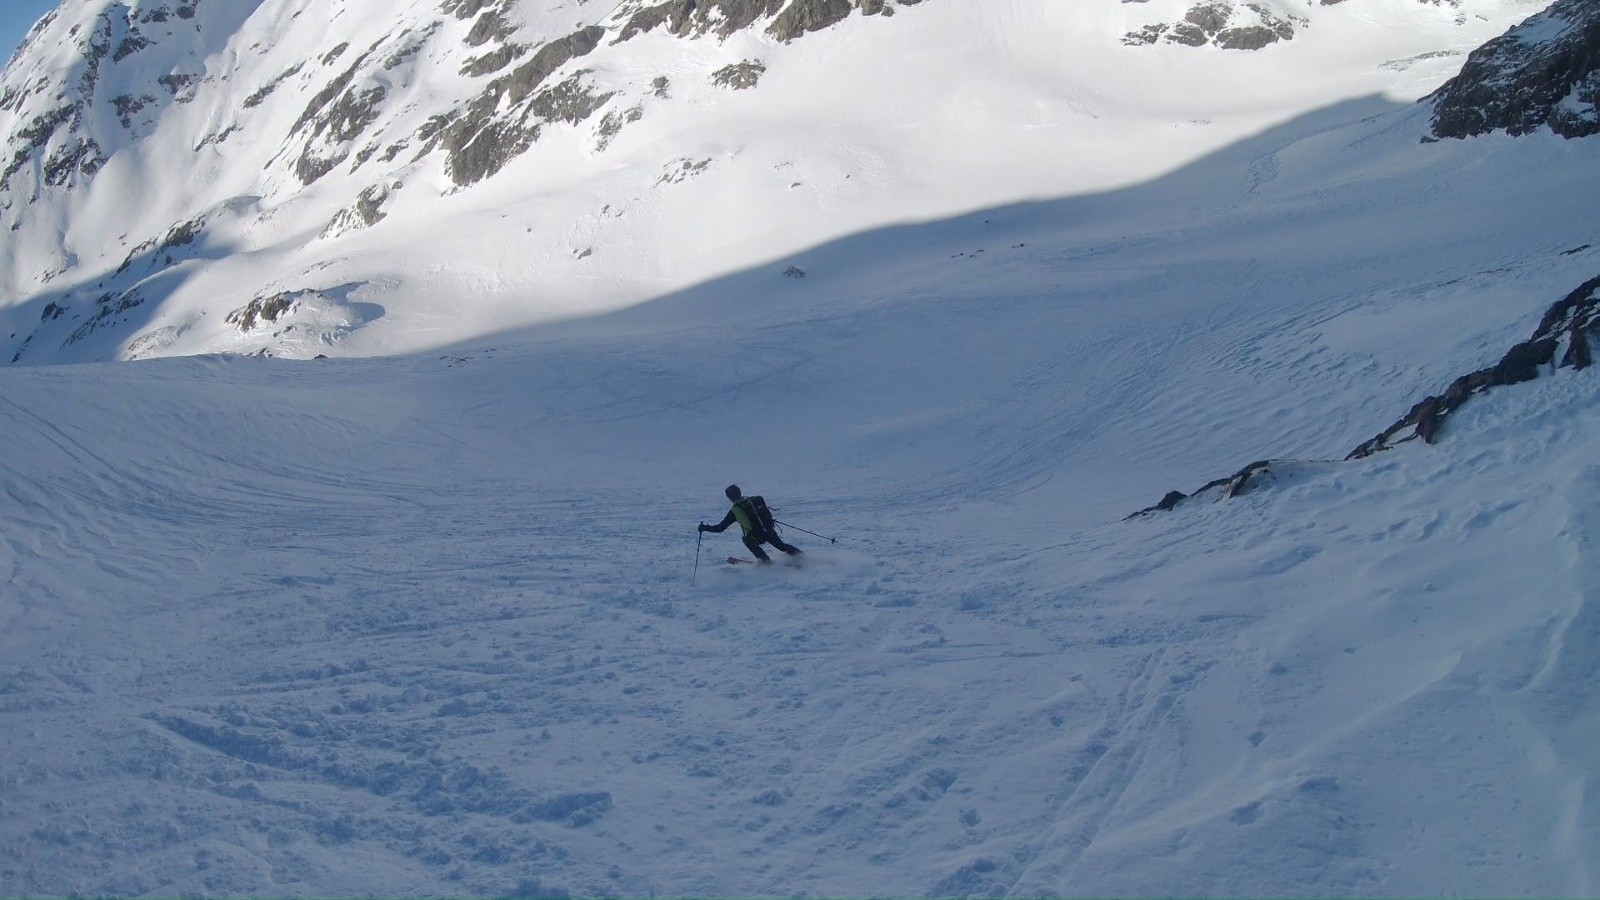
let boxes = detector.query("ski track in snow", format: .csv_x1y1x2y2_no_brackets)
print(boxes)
6,349,1600,896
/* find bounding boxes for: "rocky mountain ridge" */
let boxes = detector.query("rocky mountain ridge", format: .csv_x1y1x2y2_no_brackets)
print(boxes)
1429,0,1600,138
0,0,1562,364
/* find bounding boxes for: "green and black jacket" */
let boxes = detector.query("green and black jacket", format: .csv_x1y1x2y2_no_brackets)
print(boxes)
705,497,764,536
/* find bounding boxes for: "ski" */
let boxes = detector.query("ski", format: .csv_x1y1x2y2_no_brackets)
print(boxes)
726,556,802,568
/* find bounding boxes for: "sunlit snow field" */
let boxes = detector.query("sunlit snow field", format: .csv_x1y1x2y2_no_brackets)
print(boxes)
0,0,1541,363
5,85,1600,897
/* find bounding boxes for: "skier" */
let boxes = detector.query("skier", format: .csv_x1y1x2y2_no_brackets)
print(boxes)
699,484,802,564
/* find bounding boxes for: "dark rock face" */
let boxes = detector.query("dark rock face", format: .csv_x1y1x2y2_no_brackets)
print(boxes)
461,43,528,77
1185,2,1231,36
712,60,767,89
434,25,608,186
1133,271,1600,517
113,31,151,62
117,216,207,275
444,118,540,187
769,0,854,42
111,92,154,128
157,72,200,101
2,107,76,190
1153,490,1188,512
498,27,607,107
441,0,500,18
245,65,305,109
290,47,392,185
529,73,615,124
322,183,394,238
1214,24,1288,51
1429,0,1600,139
55,288,146,351
42,138,103,185
594,104,642,151
1128,461,1272,518
615,0,910,43
615,1,788,42
466,9,517,46
227,293,299,332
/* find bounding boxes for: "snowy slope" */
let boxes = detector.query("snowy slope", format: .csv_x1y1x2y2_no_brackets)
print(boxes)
5,32,1600,890
0,0,1554,363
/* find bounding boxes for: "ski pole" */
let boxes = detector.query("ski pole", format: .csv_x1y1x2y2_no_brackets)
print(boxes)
691,528,704,585
773,519,837,544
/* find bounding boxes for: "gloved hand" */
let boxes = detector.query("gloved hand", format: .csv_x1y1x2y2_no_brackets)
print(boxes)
697,522,708,533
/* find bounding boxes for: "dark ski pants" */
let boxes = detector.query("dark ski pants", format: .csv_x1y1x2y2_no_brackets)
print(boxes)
744,529,801,562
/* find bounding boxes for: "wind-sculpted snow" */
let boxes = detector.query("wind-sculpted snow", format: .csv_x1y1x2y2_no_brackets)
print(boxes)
1134,268,1600,516
1347,271,1600,455
4,4,1600,897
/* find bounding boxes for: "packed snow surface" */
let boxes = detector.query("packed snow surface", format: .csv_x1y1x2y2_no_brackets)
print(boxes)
5,75,1600,896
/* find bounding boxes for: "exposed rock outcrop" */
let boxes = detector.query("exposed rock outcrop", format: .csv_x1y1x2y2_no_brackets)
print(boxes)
614,0,787,42
613,0,915,43
594,104,644,151
1,0,941,228
1349,273,1600,458
432,25,607,186
1428,0,1600,139
322,183,395,239
227,292,300,332
1123,2,1304,50
1132,271,1600,518
117,216,207,275
215,286,382,357
61,288,146,350
712,60,767,89
769,0,854,42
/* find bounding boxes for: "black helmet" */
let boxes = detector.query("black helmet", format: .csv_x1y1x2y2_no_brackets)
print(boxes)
725,484,742,500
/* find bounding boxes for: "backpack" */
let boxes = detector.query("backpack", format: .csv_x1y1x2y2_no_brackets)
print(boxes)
748,495,777,533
